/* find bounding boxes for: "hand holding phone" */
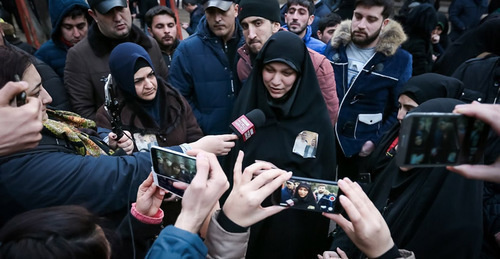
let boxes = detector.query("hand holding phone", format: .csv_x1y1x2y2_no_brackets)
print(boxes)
397,112,489,167
322,178,395,259
272,176,343,214
222,151,292,227
151,146,197,197
9,75,26,107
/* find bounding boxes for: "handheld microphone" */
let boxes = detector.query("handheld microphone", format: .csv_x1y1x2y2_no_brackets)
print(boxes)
230,109,266,142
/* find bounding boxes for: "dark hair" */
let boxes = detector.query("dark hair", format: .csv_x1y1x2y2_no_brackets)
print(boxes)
0,206,110,259
318,12,342,32
64,5,89,20
0,46,33,88
286,0,315,16
182,0,199,7
354,0,394,19
145,5,177,28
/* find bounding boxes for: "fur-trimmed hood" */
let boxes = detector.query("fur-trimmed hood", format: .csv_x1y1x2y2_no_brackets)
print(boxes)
330,19,407,57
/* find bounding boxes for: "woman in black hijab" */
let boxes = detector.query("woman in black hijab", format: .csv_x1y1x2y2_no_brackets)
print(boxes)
363,73,464,182
229,31,337,259
331,98,483,259
290,182,318,211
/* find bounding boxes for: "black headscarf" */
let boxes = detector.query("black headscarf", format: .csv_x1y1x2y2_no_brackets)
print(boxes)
334,98,484,259
229,31,337,258
292,182,317,210
364,73,464,179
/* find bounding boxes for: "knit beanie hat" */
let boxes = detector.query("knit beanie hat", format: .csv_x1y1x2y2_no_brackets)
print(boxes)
238,0,280,23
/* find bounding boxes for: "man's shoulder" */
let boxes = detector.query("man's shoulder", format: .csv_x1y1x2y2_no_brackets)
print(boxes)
67,37,92,56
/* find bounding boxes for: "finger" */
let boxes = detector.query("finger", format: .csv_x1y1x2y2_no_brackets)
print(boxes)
109,132,117,140
0,81,29,105
338,179,370,216
186,149,201,157
233,150,244,186
172,181,189,190
204,152,228,189
242,161,276,183
336,248,348,259
335,195,357,233
448,164,500,182
259,205,287,219
248,170,292,198
220,134,239,141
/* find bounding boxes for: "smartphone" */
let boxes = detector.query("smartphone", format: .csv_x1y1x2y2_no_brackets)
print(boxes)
150,146,197,197
9,75,26,107
396,112,490,167
271,176,342,214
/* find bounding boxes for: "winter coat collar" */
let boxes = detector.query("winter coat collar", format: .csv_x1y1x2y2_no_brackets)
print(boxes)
87,23,152,57
330,19,407,57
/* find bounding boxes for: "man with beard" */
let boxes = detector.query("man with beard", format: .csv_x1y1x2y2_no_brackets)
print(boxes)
65,0,168,120
145,5,179,69
324,0,412,180
283,0,327,54
168,0,244,135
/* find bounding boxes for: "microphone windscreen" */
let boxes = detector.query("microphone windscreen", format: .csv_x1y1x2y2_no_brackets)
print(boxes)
245,109,266,128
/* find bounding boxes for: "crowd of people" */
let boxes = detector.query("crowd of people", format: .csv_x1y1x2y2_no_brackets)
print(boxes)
0,0,499,258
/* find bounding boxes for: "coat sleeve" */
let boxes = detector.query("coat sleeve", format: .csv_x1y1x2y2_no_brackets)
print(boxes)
0,151,151,216
145,225,208,258
65,46,97,120
311,49,339,125
205,210,249,259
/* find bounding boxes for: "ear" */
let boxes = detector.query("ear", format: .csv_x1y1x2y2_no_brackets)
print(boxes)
233,4,239,17
284,13,288,24
381,18,389,28
307,14,314,26
272,22,281,33
147,27,152,35
88,9,98,22
317,30,322,39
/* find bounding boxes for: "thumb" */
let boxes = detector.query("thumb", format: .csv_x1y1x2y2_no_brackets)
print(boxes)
109,132,117,139
0,81,29,106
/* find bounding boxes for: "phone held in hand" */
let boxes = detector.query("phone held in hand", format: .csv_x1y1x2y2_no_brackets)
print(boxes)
9,74,26,107
150,146,197,197
271,176,343,214
396,112,490,167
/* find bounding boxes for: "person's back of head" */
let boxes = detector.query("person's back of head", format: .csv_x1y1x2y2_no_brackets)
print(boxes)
145,5,177,29
0,206,110,259
354,0,394,19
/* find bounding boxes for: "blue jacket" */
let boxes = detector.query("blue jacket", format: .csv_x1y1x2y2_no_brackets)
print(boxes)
324,20,412,157
0,133,151,226
168,16,245,135
35,0,89,78
146,225,207,258
283,24,326,55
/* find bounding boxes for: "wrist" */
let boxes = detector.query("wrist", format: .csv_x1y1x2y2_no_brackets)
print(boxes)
175,211,203,234
217,209,248,233
130,203,163,224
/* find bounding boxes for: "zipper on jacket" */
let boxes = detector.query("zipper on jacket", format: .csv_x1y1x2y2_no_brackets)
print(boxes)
336,52,377,153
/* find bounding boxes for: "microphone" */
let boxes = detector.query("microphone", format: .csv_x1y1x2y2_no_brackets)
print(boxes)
230,109,266,141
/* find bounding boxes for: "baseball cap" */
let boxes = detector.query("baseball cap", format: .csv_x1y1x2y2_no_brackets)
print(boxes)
88,0,127,14
204,0,234,11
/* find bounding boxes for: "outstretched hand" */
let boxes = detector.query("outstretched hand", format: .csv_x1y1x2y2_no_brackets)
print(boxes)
190,134,238,156
222,151,292,227
136,172,166,216
175,150,229,233
322,178,394,258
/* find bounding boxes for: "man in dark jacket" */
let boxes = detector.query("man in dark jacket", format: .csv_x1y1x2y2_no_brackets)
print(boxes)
65,0,168,120
35,0,90,78
168,0,244,135
181,0,205,35
145,5,180,69
324,0,412,180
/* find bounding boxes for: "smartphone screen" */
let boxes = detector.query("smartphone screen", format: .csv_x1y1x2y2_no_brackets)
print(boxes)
272,176,342,213
150,146,197,197
397,112,489,167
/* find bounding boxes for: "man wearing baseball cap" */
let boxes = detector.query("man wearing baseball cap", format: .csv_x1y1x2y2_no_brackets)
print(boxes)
64,0,168,120
168,0,245,135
